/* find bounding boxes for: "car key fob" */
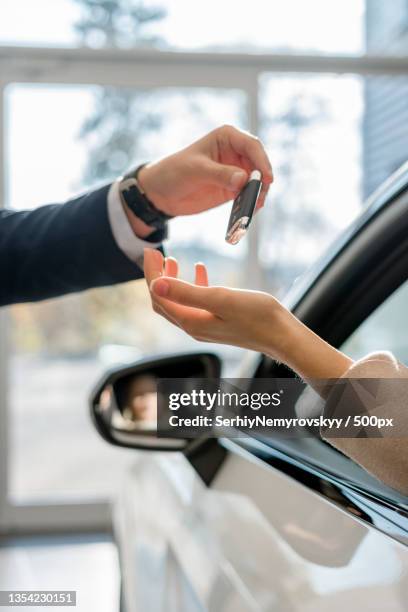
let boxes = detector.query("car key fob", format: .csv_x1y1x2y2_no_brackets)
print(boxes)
225,170,262,245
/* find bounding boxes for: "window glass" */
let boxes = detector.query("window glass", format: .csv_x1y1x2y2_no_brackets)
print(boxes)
0,0,365,54
366,0,408,55
259,74,363,295
341,280,408,363
7,73,408,502
259,73,408,297
324,277,408,505
260,278,408,508
363,76,408,198
6,83,246,502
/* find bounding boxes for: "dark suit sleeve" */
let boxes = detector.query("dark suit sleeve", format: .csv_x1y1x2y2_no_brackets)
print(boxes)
0,184,145,306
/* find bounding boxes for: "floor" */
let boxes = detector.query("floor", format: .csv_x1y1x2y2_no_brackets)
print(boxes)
0,533,120,611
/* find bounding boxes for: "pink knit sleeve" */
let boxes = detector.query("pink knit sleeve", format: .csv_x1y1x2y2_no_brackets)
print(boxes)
322,351,408,495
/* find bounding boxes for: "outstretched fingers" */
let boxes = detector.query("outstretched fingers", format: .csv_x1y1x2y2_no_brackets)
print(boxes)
164,256,179,278
143,248,164,283
143,249,180,326
195,262,209,287
145,251,220,338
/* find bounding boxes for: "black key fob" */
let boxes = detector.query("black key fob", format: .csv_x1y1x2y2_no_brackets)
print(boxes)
225,170,262,245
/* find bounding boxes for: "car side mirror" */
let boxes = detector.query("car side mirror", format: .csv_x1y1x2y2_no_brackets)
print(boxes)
89,352,221,451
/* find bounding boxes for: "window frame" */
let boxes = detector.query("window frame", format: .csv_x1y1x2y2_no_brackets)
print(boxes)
1,45,408,534
289,175,408,346
250,173,408,518
225,435,408,546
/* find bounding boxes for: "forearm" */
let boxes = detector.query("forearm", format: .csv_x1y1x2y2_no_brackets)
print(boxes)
0,185,143,306
264,303,353,387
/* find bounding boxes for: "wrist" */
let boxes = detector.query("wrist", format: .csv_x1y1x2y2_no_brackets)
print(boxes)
261,300,299,361
119,165,171,239
122,202,156,239
137,163,170,215
265,305,353,380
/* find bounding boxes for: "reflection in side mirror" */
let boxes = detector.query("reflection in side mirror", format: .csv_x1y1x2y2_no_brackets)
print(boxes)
114,374,158,431
90,352,221,451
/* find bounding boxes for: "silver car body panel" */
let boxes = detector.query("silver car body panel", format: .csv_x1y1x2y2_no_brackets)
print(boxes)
115,163,408,611
115,450,408,612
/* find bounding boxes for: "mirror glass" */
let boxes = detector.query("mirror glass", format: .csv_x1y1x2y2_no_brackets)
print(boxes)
113,374,157,431
94,373,185,449
91,353,221,450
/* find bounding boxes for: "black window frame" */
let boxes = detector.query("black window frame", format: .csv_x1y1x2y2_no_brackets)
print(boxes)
232,165,408,542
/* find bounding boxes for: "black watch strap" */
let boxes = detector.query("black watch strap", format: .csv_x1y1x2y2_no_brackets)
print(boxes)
119,165,172,241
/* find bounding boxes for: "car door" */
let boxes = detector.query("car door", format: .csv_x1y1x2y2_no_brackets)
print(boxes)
117,169,408,612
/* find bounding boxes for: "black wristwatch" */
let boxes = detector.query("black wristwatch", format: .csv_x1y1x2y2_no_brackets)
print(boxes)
118,164,172,241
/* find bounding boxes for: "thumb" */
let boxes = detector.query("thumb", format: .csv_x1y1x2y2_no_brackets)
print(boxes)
201,159,247,192
150,277,220,311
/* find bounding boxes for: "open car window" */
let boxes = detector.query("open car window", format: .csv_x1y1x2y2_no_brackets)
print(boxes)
300,278,408,507
253,278,408,511
341,278,408,363
249,180,408,512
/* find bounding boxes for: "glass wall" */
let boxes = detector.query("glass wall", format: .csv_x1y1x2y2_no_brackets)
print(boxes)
0,0,365,54
1,0,408,526
6,84,246,501
259,73,363,293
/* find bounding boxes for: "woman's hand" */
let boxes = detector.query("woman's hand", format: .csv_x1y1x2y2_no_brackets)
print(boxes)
137,125,273,217
143,248,288,358
143,248,353,381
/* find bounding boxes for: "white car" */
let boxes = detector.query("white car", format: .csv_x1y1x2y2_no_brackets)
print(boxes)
90,164,408,612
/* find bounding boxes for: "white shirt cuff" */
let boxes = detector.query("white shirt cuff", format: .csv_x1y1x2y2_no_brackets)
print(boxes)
107,181,162,270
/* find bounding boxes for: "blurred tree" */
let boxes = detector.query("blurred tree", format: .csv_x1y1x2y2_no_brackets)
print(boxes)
10,2,242,359
73,0,166,48
73,0,167,184
12,1,170,357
